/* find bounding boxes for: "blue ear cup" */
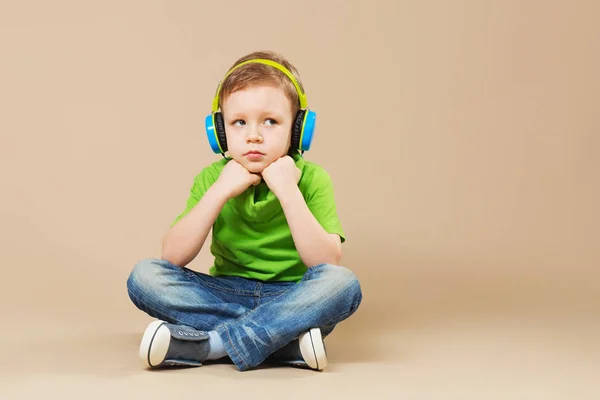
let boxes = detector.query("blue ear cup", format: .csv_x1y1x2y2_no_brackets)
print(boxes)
291,109,316,152
300,109,316,151
205,114,220,154
205,112,228,154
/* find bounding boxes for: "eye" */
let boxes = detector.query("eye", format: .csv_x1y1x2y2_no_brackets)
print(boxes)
264,118,277,126
232,119,246,126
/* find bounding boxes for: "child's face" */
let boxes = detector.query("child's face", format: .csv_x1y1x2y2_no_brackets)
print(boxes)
221,83,294,174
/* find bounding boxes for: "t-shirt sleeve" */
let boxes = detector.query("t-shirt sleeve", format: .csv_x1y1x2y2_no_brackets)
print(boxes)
170,166,219,228
304,168,346,243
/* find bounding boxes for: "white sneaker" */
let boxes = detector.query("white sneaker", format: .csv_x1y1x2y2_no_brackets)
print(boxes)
139,320,210,368
271,327,328,371
298,327,328,371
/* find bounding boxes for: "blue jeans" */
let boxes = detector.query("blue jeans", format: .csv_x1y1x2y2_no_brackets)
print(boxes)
126,258,363,371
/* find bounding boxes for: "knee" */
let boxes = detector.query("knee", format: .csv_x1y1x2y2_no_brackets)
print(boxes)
313,264,362,298
126,257,172,298
311,264,363,315
323,263,359,284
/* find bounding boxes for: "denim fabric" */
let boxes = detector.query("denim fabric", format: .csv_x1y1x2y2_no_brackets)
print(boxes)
126,258,362,371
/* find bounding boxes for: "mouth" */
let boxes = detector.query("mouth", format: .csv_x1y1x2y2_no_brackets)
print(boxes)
244,150,265,162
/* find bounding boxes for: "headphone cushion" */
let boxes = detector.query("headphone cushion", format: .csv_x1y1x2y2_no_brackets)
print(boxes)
291,109,306,151
214,112,228,152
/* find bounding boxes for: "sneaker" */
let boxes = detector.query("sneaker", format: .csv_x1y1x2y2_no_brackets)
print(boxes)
139,320,210,368
271,327,328,371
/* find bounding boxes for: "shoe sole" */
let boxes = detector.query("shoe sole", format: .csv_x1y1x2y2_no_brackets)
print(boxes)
139,320,171,368
298,327,327,371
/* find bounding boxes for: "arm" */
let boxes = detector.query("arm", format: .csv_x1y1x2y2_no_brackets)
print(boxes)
161,184,229,268
277,186,343,267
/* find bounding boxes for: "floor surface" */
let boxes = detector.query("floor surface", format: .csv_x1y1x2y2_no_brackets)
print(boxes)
3,307,598,399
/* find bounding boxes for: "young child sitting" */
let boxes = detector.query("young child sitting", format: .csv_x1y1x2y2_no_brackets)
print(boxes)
126,50,362,372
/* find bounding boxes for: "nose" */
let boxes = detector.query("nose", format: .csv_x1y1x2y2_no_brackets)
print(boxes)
246,129,263,143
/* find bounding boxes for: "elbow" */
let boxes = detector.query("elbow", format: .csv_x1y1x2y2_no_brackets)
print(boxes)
160,251,186,268
161,234,182,267
306,250,342,268
329,252,342,266
160,247,178,267
160,235,171,261
327,239,343,266
326,248,342,266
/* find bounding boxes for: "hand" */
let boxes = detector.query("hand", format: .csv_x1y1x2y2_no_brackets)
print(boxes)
214,159,262,199
261,155,301,198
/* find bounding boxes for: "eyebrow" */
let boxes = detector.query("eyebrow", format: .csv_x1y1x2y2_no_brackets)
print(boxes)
227,111,286,120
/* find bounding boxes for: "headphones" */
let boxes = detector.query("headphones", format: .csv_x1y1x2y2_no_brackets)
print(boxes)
204,59,316,157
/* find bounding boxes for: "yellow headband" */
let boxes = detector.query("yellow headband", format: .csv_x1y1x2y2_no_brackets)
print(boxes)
211,58,308,112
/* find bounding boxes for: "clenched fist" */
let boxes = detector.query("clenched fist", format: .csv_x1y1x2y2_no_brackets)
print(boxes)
261,155,301,198
214,159,262,199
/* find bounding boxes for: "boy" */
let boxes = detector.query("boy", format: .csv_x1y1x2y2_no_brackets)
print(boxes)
126,50,362,372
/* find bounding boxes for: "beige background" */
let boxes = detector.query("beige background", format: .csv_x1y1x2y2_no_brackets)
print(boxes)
1,0,599,398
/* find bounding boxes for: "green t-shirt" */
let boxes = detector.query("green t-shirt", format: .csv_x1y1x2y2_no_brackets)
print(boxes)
171,153,346,282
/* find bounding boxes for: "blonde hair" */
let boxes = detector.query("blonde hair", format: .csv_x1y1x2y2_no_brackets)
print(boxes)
217,50,305,113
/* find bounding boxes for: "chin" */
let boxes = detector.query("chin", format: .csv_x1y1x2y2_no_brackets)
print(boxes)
245,164,265,173
236,158,265,173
